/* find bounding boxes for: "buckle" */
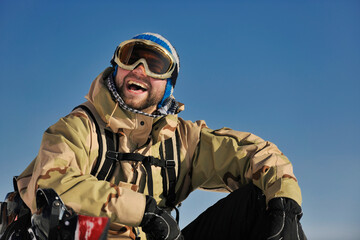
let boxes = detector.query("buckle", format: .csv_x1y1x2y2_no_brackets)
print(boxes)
106,151,118,160
165,160,176,168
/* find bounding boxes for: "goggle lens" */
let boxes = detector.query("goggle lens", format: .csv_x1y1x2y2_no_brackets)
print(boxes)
119,42,173,75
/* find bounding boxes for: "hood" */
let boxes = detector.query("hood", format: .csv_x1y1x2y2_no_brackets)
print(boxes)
85,68,184,147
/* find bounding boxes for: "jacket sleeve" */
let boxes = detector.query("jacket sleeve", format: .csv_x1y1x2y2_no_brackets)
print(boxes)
16,111,146,226
189,126,302,206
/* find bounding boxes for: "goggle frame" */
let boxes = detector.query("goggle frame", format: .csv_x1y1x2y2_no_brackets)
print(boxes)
113,39,176,79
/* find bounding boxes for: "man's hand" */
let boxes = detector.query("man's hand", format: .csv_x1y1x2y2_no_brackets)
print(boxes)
266,197,307,240
140,196,182,240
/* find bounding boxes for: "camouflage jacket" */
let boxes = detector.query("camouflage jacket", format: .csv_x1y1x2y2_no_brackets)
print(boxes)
17,68,302,239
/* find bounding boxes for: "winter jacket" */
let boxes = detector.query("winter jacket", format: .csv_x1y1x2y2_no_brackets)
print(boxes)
17,68,302,239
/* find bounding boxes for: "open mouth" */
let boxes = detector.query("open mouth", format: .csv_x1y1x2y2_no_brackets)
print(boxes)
127,80,148,93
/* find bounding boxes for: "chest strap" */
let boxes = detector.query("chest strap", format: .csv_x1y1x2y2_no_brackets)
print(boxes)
106,152,175,168
103,150,176,197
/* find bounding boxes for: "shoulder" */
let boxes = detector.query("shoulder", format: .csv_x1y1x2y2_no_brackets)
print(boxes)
177,117,208,131
45,106,94,139
176,117,209,148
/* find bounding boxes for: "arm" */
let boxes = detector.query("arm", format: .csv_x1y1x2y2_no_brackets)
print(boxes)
17,110,145,226
190,127,302,206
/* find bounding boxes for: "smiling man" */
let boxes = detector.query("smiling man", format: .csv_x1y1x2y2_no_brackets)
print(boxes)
115,64,167,113
16,33,306,240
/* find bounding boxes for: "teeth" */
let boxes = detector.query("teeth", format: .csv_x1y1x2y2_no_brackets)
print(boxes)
128,80,147,89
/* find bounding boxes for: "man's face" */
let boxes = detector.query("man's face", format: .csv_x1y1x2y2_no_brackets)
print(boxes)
114,64,167,114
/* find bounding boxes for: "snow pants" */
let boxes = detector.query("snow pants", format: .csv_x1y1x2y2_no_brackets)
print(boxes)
181,183,268,240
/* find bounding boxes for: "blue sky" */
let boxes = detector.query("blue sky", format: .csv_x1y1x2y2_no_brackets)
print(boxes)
0,1,359,239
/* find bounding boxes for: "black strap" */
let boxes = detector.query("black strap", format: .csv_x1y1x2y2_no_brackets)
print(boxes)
107,133,120,181
97,130,116,181
48,199,62,240
143,160,154,196
162,134,180,222
174,130,181,223
74,105,104,177
164,138,176,207
160,143,168,200
105,151,175,168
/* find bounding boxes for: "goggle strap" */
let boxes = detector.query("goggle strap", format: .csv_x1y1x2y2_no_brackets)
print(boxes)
132,34,172,54
112,65,118,78
158,79,173,109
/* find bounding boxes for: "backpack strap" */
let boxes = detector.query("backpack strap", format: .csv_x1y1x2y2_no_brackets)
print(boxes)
163,137,177,207
97,129,119,181
160,131,181,222
74,102,122,181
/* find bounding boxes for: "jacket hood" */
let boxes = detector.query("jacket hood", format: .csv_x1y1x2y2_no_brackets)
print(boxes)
85,68,184,146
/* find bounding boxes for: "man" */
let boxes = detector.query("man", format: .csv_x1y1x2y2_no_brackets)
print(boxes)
16,33,306,239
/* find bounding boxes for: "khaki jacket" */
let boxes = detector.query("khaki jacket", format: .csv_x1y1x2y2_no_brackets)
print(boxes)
17,68,301,239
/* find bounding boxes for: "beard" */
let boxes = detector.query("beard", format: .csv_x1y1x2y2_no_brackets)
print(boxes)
116,72,165,112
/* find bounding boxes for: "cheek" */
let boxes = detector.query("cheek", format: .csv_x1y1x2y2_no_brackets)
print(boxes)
115,68,130,87
151,78,167,93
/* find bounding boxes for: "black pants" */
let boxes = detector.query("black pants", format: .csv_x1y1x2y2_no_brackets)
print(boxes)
181,184,268,240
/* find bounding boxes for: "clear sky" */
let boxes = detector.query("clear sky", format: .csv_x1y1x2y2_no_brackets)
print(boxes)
0,1,359,239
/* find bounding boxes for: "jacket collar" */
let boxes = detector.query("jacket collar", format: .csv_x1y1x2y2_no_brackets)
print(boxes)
85,68,183,145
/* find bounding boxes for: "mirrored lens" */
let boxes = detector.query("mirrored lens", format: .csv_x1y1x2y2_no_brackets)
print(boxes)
119,42,173,74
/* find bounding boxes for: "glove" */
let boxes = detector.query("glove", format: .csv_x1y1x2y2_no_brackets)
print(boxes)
140,196,182,240
266,198,307,240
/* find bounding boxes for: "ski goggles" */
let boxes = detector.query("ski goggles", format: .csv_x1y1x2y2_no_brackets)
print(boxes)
113,39,177,79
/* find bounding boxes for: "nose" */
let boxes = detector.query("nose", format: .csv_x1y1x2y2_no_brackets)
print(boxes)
132,63,147,76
